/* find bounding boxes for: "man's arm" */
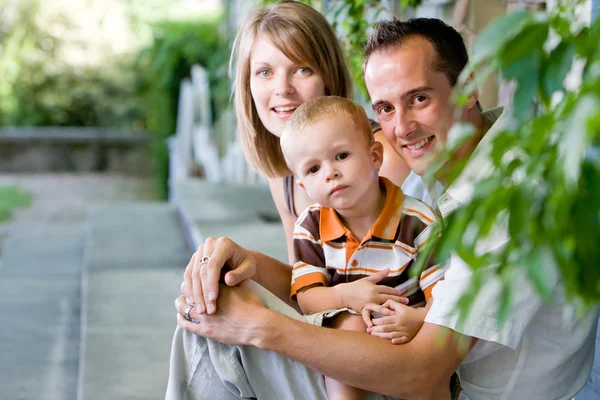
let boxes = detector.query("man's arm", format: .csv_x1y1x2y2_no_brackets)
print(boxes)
177,283,475,400
258,309,474,399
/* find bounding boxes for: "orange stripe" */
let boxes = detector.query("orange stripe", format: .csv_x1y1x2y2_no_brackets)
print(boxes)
394,243,416,255
422,277,444,301
362,243,394,251
398,283,419,296
292,262,310,271
417,238,437,250
323,241,345,249
339,261,410,275
290,272,329,300
294,232,314,240
406,208,433,223
420,266,439,280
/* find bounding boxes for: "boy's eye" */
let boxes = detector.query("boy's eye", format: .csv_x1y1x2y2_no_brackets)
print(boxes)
308,165,320,174
335,152,349,161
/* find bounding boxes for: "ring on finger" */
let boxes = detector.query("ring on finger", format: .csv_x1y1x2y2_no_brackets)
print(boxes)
183,304,194,321
200,256,210,265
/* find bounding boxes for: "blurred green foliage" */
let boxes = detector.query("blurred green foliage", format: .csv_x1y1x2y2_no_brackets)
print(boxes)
0,186,32,222
0,0,230,199
136,18,230,199
0,0,145,127
419,2,600,321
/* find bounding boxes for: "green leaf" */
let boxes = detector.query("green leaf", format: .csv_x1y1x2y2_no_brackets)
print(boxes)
499,23,549,68
508,186,527,239
542,42,576,96
559,94,600,187
497,278,513,326
471,10,531,63
525,246,556,302
509,53,540,121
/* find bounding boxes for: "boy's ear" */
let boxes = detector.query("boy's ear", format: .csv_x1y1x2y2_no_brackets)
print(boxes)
371,140,384,170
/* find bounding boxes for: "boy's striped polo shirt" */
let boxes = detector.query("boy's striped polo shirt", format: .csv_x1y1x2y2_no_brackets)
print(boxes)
291,178,443,307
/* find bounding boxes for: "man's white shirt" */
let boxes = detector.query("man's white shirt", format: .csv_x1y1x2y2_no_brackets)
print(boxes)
421,108,598,399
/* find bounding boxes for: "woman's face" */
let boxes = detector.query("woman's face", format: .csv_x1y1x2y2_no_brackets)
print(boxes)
249,34,326,137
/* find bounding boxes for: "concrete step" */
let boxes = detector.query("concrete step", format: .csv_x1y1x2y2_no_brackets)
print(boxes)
79,203,190,400
0,224,85,400
173,179,287,262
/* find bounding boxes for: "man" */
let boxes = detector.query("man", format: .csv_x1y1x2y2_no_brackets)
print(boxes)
167,18,597,400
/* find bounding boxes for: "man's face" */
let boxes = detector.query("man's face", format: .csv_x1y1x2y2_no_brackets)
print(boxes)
364,37,455,176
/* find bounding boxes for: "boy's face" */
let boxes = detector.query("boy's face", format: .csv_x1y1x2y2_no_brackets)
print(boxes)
284,116,383,210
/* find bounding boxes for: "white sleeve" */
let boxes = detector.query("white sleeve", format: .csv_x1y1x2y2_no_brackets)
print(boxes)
425,243,558,351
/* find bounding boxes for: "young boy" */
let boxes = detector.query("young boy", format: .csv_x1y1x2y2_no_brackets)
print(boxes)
279,96,449,400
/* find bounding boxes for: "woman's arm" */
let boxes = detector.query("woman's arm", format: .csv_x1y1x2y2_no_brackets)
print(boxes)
268,177,297,266
250,249,295,307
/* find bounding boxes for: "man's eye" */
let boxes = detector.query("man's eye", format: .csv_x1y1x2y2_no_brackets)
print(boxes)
335,152,349,161
308,165,320,174
413,95,427,104
378,105,393,115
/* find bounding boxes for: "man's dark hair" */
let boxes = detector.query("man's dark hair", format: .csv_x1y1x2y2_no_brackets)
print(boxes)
364,18,469,87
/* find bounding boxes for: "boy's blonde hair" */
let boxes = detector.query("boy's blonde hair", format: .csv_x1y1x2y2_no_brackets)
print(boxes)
231,1,353,178
280,96,374,167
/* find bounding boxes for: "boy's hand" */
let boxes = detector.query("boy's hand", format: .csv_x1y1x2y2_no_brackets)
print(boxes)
361,299,427,344
334,269,408,312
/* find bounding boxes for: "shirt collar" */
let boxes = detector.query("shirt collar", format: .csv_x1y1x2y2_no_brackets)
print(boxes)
439,107,508,215
320,177,404,242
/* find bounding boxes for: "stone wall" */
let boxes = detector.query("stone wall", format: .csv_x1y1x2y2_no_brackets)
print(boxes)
0,128,152,175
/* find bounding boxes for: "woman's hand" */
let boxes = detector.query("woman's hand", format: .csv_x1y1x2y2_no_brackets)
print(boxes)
361,299,427,344
334,269,407,312
181,237,256,315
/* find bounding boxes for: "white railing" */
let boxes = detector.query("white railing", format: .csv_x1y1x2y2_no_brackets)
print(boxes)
168,64,263,199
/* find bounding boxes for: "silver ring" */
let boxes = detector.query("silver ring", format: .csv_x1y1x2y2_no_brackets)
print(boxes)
200,256,210,264
183,304,194,321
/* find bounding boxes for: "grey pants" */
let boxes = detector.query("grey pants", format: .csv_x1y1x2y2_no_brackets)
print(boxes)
165,282,395,400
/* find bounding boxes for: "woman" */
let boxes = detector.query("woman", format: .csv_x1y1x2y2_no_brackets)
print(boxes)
167,2,426,398
230,0,411,265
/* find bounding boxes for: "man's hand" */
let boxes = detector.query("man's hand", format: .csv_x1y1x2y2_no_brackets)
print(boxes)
361,299,427,344
181,237,257,316
334,269,407,312
176,281,267,346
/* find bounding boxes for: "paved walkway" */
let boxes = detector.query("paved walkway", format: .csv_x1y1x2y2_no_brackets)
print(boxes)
0,173,286,399
0,173,175,400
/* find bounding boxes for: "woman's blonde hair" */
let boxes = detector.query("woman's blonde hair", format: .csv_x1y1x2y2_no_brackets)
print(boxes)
231,0,353,178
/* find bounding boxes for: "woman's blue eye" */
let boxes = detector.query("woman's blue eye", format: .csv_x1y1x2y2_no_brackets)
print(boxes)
297,67,312,75
258,70,271,77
